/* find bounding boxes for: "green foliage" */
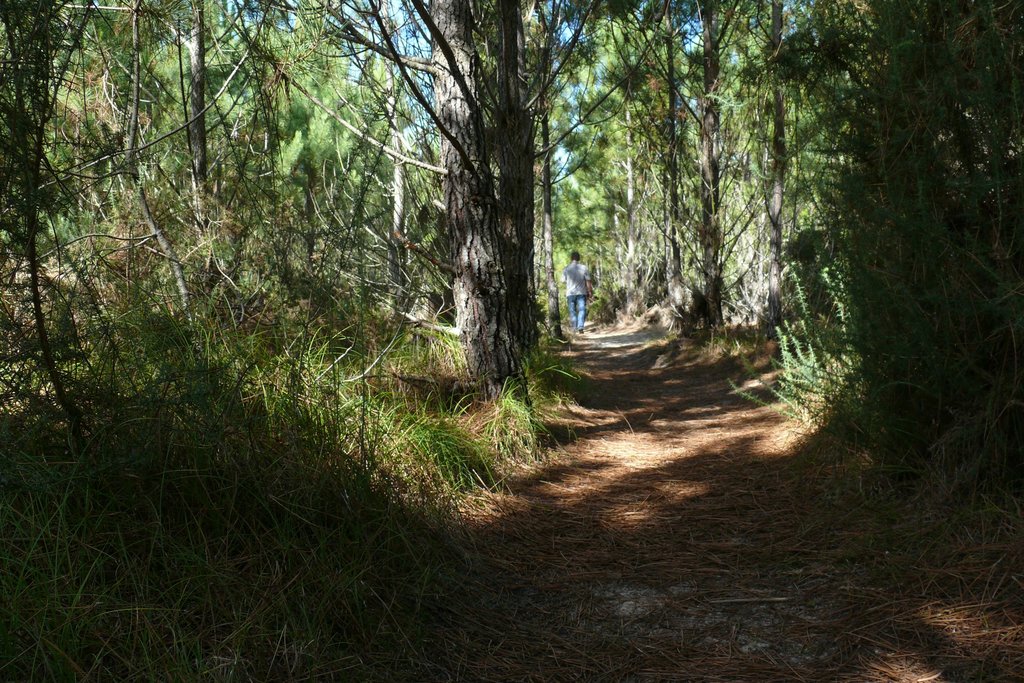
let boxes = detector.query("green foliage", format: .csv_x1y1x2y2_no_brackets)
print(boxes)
787,0,1024,485
389,327,468,381
481,384,544,463
774,273,857,426
0,272,574,677
525,345,584,406
396,411,494,492
0,311,447,679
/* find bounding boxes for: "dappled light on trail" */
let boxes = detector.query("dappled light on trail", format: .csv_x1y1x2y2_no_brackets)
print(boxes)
429,324,1024,682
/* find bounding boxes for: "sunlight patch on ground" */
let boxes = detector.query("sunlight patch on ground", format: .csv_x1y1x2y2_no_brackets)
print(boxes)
856,654,951,682
601,483,712,530
583,329,666,349
917,602,1024,668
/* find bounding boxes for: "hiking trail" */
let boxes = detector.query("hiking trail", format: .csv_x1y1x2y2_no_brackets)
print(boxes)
427,325,1023,682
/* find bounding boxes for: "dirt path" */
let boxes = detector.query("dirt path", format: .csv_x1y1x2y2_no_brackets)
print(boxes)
428,326,1024,682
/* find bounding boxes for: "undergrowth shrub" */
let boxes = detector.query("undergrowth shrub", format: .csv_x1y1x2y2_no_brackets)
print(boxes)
0,310,449,680
0,296,581,678
774,275,858,427
392,409,494,494
525,346,583,406
388,326,467,380
476,383,544,463
792,0,1024,487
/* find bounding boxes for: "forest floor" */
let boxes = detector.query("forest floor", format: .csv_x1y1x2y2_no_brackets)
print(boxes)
425,324,1024,682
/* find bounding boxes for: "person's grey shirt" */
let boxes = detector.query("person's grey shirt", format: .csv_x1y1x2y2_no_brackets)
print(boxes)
562,261,591,297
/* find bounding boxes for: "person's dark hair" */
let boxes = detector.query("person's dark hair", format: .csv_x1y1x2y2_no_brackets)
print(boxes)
570,250,581,261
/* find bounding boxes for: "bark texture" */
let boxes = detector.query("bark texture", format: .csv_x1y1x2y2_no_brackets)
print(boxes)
496,0,537,352
699,0,724,326
432,0,525,399
766,0,786,339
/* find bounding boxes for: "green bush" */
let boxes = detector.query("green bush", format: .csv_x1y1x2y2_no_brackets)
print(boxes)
792,0,1024,485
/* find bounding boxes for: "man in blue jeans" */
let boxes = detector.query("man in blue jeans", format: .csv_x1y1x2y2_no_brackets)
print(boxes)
562,250,593,334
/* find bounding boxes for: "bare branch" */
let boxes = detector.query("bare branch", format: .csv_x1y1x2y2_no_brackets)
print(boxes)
369,0,479,174
325,4,438,74
283,73,446,175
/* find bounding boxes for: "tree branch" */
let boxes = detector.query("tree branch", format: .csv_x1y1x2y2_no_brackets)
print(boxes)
283,73,446,175
326,4,438,75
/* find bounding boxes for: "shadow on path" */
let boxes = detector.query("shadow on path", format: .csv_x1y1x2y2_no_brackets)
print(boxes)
428,326,1024,682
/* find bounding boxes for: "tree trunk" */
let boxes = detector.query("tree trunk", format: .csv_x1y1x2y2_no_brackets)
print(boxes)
541,111,563,339
388,134,406,303
187,0,212,277
130,0,191,314
496,0,537,352
382,0,407,305
699,0,724,326
187,0,207,186
432,0,524,399
664,6,686,313
614,211,624,296
624,103,640,317
766,0,786,339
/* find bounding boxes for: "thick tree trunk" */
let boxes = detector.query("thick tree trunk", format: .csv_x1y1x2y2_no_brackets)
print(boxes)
766,0,786,339
699,0,724,326
496,0,537,352
433,0,524,399
541,111,563,339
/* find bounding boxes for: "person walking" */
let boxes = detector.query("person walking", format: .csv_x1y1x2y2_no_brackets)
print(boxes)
562,250,593,333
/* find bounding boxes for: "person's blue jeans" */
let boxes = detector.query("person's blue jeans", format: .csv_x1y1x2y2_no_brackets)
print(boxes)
567,294,587,332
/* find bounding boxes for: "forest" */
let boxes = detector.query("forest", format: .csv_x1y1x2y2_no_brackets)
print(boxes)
2,0,1023,679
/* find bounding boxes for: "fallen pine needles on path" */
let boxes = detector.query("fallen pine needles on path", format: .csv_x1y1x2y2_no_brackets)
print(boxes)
427,324,1024,682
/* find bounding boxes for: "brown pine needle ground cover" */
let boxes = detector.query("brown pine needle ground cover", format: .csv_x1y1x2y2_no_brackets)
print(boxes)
425,325,1024,682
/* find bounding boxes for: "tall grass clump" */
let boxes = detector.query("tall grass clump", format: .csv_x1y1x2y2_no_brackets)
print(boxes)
793,0,1024,486
525,345,584,409
479,383,543,463
0,308,447,680
468,342,589,467
381,338,583,496
394,410,494,493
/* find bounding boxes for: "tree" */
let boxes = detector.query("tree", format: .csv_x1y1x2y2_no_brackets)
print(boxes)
663,2,686,314
697,0,724,326
325,0,600,396
0,0,88,445
765,0,785,338
428,0,530,398
540,109,563,339
127,0,191,314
